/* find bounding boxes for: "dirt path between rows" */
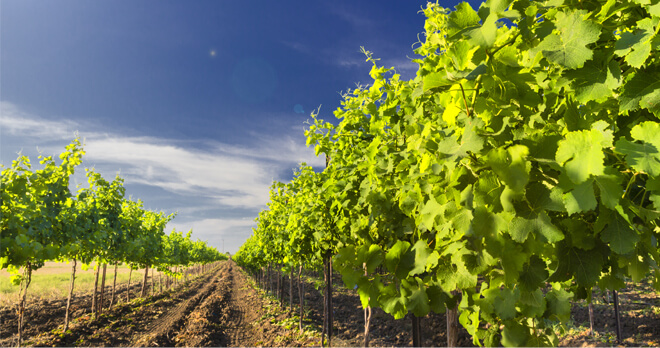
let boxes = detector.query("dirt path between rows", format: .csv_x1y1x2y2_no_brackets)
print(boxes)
130,263,229,347
6,261,319,347
224,263,264,346
217,262,318,347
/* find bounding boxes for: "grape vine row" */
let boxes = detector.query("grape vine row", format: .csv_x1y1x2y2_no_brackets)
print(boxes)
236,0,660,346
1,138,226,345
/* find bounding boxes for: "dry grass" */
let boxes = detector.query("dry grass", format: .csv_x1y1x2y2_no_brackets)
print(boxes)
0,261,147,307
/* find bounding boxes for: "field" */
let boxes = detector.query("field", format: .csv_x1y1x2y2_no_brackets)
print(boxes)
0,262,145,307
1,261,659,347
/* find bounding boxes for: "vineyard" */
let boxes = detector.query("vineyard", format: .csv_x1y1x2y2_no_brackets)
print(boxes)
3,0,660,346
0,139,227,345
234,0,660,346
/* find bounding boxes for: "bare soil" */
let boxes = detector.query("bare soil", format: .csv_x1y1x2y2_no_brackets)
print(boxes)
2,261,658,347
1,261,319,347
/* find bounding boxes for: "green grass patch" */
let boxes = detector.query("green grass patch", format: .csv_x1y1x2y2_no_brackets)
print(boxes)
0,262,147,306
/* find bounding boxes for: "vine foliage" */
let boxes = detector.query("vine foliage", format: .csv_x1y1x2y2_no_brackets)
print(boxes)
238,0,660,345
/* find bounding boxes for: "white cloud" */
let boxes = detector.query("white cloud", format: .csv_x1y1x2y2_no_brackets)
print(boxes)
281,40,311,55
326,4,375,29
168,218,256,254
82,136,272,208
0,101,78,141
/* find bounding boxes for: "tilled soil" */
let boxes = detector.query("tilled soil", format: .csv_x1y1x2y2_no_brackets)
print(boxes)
2,261,320,347
0,274,156,347
3,261,658,347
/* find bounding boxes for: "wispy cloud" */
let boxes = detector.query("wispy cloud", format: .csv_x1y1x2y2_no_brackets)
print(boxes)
0,102,79,142
281,40,311,55
326,4,375,29
0,101,323,252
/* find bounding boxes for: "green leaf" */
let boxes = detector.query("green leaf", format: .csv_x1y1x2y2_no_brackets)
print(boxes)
357,275,382,308
556,129,607,184
615,122,660,176
501,320,530,347
463,248,496,274
442,103,462,125
600,210,639,254
519,256,549,291
509,210,564,243
422,65,488,92
568,56,621,103
498,238,527,285
594,169,623,209
563,218,596,250
471,206,506,238
401,278,430,317
525,182,565,212
546,284,573,322
614,17,657,68
420,196,443,230
562,179,597,214
360,244,385,274
550,243,604,286
437,252,479,290
487,145,531,192
494,287,521,320
534,10,602,69
598,272,626,291
467,14,498,48
379,283,407,319
616,140,660,176
619,68,660,115
448,40,475,70
631,121,660,148
426,283,449,313
409,240,433,276
519,289,546,318
385,240,415,279
10,274,24,286
448,2,481,35
628,253,649,282
478,0,519,20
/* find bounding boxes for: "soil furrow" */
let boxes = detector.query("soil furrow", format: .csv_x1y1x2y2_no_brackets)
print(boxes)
129,263,229,347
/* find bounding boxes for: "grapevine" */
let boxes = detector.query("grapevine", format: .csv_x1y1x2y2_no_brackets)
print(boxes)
236,0,660,346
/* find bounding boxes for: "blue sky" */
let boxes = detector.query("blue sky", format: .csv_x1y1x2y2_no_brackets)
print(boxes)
1,1,479,253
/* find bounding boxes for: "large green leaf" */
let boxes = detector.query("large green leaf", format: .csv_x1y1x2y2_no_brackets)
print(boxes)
501,320,530,347
534,10,602,69
508,211,564,243
493,286,521,320
614,17,657,68
409,240,435,276
546,285,573,322
562,179,597,214
600,210,639,254
379,283,407,319
567,56,621,103
419,196,444,230
401,278,431,317
615,140,660,176
556,129,608,184
487,145,531,193
519,256,549,291
385,240,415,279
619,68,660,116
615,122,660,176
550,243,604,286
